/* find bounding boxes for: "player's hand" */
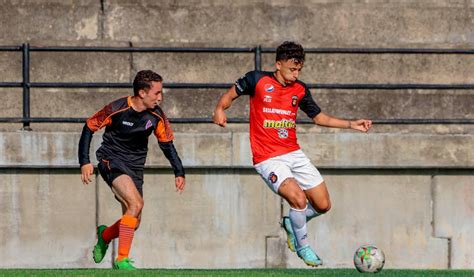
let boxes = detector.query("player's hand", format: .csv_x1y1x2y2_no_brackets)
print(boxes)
213,109,227,127
350,119,373,133
175,176,186,194
80,163,94,185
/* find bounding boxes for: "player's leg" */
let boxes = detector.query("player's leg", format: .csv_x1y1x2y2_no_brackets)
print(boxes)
279,178,307,252
278,178,322,267
255,159,298,252
278,177,309,248
255,160,298,252
93,160,118,263
290,149,331,221
113,187,143,229
304,181,331,219
289,150,327,266
110,174,143,270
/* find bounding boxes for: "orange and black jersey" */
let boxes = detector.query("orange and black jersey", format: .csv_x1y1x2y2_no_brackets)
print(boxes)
78,96,184,177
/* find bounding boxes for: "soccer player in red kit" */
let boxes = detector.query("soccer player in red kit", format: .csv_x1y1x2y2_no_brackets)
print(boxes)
213,41,372,267
79,70,186,270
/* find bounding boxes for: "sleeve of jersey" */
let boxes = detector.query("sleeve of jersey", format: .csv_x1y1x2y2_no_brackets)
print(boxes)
159,141,185,177
154,114,174,142
78,124,94,166
235,70,259,96
86,103,114,132
78,104,115,167
299,87,322,119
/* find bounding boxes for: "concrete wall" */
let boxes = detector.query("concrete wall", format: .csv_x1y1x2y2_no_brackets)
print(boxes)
0,0,473,270
0,130,473,269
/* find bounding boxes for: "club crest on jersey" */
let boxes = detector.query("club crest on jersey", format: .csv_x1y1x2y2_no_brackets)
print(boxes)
145,119,153,130
278,129,288,139
264,84,274,93
268,172,278,184
291,95,298,107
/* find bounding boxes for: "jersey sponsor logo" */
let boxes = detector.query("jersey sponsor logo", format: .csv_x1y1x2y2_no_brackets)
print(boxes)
268,172,278,183
278,129,288,138
145,119,152,130
262,107,291,115
264,83,274,92
263,95,272,103
291,95,298,107
122,121,134,126
263,119,296,129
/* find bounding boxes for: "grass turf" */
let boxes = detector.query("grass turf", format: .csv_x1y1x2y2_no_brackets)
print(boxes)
0,269,473,276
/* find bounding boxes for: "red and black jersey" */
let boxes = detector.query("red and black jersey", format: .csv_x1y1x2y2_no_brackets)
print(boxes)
78,96,184,176
235,70,321,164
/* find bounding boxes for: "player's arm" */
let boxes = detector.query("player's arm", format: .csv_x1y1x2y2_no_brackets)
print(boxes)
154,110,186,193
312,112,372,132
78,124,95,185
213,85,239,127
299,86,372,132
78,104,114,185
213,70,258,127
159,141,186,193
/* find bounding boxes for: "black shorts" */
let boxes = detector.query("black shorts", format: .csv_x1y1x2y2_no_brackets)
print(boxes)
97,159,144,196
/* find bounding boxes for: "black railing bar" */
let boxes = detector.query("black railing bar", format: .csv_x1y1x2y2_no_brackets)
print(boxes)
31,82,131,88
29,82,232,89
0,46,22,51
0,118,85,123
262,47,474,54
0,82,22,87
2,46,471,54
1,118,474,125
26,82,474,90
3,165,474,170
308,83,474,90
29,46,256,53
299,119,474,124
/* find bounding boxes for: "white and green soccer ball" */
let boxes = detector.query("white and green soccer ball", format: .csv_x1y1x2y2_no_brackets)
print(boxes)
353,245,385,273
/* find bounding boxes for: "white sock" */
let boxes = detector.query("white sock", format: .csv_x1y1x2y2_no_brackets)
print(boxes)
306,203,322,221
289,206,308,249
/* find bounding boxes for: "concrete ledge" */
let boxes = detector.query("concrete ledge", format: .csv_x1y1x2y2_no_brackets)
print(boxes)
0,131,473,168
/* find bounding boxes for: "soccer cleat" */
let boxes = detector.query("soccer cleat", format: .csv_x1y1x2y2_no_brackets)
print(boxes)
93,225,109,263
281,216,297,252
113,258,136,270
297,245,323,267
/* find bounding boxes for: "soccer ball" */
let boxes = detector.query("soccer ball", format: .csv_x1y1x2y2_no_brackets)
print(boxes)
353,245,385,273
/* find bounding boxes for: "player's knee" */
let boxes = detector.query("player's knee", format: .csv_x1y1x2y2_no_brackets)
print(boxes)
128,199,144,216
316,199,331,213
289,192,307,210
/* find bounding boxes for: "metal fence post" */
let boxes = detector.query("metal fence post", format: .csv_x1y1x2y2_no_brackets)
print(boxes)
254,45,262,71
22,43,32,130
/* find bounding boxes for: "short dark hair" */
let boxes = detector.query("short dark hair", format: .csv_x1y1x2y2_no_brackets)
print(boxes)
133,70,163,96
275,41,305,64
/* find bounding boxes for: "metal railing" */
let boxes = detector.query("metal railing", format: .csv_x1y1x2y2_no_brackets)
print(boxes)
1,43,474,129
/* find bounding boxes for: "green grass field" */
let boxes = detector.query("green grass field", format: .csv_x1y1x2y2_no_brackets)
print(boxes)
0,269,472,276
